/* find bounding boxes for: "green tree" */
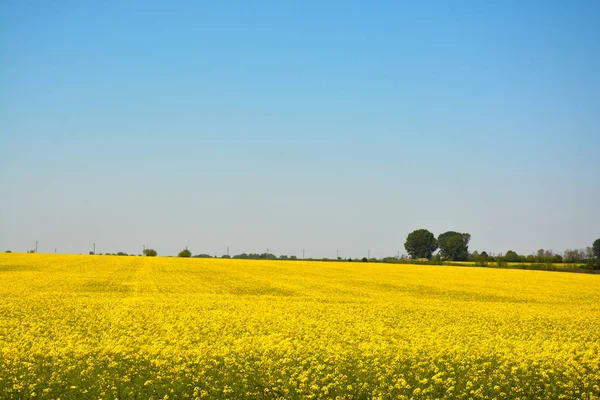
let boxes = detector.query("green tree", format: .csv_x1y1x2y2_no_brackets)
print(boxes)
437,231,471,261
143,249,158,257
469,250,480,261
194,253,213,258
593,239,600,261
178,249,191,258
496,254,507,267
404,229,438,260
504,250,520,263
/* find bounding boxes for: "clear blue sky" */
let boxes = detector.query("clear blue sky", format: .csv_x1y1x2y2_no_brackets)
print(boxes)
1,1,599,258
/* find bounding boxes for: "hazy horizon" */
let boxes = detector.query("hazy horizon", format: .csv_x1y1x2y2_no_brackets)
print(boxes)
1,1,599,258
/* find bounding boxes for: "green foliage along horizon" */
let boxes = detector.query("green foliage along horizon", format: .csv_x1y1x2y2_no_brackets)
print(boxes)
438,231,471,261
404,229,438,260
143,249,158,257
178,249,192,258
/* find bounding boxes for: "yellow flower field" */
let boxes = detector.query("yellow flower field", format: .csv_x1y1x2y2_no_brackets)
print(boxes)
1,253,599,399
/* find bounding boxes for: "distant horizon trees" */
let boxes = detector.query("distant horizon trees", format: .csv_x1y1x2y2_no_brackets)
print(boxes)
143,249,157,257
404,231,599,269
404,229,438,259
232,253,278,260
438,231,471,261
178,249,191,258
52,236,600,270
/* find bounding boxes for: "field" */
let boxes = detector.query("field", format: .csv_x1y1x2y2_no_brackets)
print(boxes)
1,254,599,399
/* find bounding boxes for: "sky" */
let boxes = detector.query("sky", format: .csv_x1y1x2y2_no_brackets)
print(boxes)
1,0,599,258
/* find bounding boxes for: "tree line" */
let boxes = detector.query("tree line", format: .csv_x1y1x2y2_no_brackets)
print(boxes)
23,234,597,271
404,229,600,269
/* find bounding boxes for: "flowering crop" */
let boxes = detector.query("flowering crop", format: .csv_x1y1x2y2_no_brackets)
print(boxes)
1,253,599,399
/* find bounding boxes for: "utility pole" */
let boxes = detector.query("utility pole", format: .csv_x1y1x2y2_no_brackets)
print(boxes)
35,241,38,253
227,246,229,257
302,249,305,259
368,249,370,259
336,249,339,259
93,243,96,254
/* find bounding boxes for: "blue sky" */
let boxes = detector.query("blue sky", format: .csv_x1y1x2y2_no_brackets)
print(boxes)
1,1,599,257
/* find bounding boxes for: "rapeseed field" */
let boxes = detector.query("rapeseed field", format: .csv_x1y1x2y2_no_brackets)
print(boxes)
1,253,599,399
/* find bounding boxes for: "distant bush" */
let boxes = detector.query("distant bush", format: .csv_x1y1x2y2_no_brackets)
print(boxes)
496,256,508,268
178,249,191,258
193,254,213,258
5,250,11,253
362,257,368,262
232,253,276,260
143,249,158,257
117,252,128,256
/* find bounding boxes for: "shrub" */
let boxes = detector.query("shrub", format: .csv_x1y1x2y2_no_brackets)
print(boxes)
178,249,192,258
143,249,158,257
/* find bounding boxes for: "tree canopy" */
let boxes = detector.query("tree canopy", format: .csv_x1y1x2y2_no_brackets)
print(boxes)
438,231,471,261
178,249,191,258
143,249,157,257
404,229,438,259
504,250,519,262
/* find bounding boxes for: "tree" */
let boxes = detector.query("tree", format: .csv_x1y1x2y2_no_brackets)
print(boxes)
437,231,471,261
504,250,520,263
362,257,368,262
496,254,507,267
564,249,585,263
469,250,480,261
585,246,595,264
593,239,600,261
404,229,438,260
194,254,213,258
143,249,158,257
178,249,191,258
